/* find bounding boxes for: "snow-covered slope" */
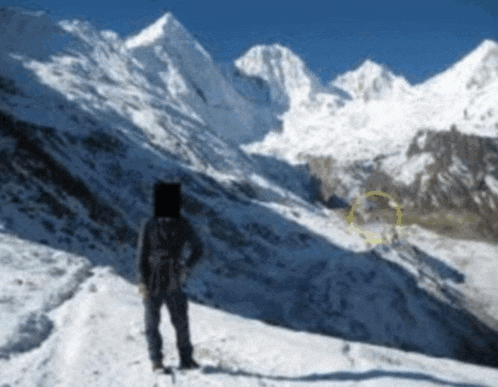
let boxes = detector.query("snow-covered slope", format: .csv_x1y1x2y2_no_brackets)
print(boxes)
2,7,498,386
2,238,498,387
406,39,498,138
218,62,272,106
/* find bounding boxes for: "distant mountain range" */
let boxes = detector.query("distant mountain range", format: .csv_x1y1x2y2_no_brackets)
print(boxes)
236,37,498,240
234,38,498,114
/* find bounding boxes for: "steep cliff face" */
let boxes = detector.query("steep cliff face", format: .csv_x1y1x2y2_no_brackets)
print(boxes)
379,126,498,214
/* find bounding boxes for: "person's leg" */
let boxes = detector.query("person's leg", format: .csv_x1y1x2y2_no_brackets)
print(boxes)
165,290,198,368
144,294,164,365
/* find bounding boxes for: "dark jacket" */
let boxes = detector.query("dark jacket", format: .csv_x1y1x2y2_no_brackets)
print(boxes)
137,216,203,295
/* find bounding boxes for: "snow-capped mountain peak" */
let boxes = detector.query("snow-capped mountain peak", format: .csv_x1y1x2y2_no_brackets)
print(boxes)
234,44,320,111
355,58,385,74
123,12,276,144
472,38,498,58
465,39,498,90
124,12,210,61
421,38,498,93
124,13,174,49
330,58,411,102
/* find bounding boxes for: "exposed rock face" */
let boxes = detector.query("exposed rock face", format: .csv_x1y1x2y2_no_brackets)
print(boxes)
401,126,498,211
308,125,498,241
0,112,138,270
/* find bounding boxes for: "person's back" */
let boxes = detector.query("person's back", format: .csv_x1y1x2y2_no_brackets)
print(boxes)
139,216,203,296
137,182,203,373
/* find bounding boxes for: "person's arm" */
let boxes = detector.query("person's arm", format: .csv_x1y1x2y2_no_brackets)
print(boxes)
183,220,204,269
137,219,151,285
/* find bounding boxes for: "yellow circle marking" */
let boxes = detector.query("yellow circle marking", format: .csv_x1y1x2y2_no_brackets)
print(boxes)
346,190,403,246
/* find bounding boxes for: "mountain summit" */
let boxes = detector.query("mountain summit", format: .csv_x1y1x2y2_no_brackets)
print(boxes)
124,12,274,144
234,44,320,111
330,59,412,102
125,13,204,52
420,39,498,94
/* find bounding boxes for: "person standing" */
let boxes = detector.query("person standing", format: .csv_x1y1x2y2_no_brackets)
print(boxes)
137,182,204,373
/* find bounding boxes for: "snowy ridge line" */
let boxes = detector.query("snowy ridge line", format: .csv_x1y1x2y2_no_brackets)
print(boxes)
243,39,498,168
419,39,498,94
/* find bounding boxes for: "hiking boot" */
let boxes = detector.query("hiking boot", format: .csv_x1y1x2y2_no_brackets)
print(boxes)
152,360,164,372
180,357,200,370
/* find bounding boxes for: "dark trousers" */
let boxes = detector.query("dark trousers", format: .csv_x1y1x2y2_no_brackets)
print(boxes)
144,289,193,363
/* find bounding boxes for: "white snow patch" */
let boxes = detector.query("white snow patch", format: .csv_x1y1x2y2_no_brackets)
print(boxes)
380,152,435,186
485,174,498,196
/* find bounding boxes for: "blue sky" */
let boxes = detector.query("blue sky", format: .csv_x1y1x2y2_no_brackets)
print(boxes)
5,0,497,85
